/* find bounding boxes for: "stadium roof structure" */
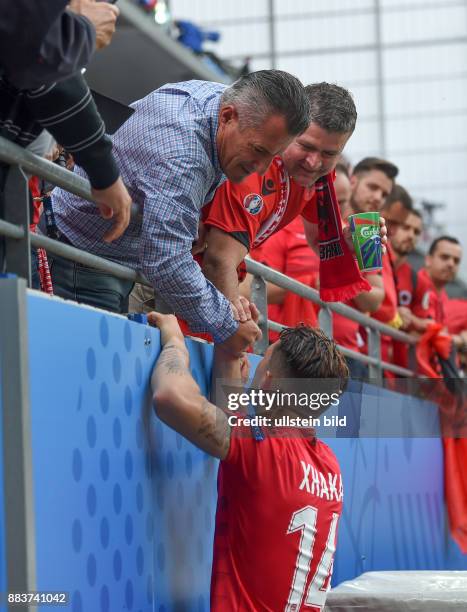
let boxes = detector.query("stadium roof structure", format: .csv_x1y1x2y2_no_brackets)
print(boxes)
85,0,229,106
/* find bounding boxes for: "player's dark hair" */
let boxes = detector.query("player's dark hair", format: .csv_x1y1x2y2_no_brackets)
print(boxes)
274,325,349,388
428,235,460,256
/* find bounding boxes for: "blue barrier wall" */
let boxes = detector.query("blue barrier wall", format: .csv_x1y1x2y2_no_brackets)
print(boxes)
0,289,465,610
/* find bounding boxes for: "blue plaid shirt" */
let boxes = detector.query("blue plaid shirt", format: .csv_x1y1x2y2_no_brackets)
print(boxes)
52,80,238,342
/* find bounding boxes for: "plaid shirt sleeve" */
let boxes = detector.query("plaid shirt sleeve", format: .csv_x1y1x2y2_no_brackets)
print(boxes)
138,155,238,342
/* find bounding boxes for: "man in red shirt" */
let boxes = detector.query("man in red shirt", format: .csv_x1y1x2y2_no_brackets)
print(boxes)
387,205,424,367
368,184,416,367
151,310,349,611
244,163,354,342
390,207,423,309
411,236,464,376
412,236,463,327
332,158,398,378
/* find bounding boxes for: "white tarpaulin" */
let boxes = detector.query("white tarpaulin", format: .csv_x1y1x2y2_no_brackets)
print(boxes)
325,571,467,611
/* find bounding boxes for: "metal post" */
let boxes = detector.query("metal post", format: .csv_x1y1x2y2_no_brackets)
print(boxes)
268,0,277,69
3,166,31,286
0,277,37,611
251,274,269,355
367,327,383,384
319,307,333,339
374,0,386,156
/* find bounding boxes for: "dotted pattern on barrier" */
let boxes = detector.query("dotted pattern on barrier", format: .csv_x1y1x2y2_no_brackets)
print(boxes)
20,291,467,612
27,295,219,611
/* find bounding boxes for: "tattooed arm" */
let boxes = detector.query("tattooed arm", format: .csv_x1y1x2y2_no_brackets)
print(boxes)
149,312,231,460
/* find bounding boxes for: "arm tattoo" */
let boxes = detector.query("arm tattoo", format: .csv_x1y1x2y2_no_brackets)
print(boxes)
197,398,231,457
157,344,188,376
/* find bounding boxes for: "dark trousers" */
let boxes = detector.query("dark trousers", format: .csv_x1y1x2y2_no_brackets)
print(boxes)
47,251,134,313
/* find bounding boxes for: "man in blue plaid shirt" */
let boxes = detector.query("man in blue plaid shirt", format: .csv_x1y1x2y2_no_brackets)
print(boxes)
48,71,310,353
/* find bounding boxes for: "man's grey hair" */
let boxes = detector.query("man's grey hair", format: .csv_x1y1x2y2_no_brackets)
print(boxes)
221,70,310,136
305,82,357,134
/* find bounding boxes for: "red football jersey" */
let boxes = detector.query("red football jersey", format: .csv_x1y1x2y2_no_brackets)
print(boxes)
211,428,343,611
332,312,361,353
251,217,319,341
395,261,415,307
412,268,448,324
202,157,318,251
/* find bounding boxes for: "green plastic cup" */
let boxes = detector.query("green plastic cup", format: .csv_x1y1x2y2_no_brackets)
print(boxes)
348,212,382,272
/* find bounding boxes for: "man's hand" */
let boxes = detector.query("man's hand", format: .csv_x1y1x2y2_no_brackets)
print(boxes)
68,0,119,50
219,318,262,357
398,306,414,330
91,177,132,242
147,312,185,347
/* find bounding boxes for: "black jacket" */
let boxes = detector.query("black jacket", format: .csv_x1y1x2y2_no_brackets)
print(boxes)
0,0,95,89
0,1,118,189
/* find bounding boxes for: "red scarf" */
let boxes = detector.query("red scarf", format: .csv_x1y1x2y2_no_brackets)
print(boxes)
315,174,371,302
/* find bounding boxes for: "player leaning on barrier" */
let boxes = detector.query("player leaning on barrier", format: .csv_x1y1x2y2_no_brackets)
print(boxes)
150,307,349,611
49,70,311,355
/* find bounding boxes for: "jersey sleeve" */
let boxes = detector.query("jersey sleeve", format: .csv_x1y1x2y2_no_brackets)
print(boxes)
202,178,263,250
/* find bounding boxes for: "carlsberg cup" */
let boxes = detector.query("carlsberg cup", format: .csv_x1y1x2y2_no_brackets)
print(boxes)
348,212,382,272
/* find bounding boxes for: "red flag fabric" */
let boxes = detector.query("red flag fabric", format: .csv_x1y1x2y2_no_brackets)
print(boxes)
445,298,467,335
443,437,467,553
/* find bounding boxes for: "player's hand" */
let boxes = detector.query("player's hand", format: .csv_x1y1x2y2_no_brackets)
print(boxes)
91,177,132,242
68,0,119,50
219,319,262,357
147,312,185,347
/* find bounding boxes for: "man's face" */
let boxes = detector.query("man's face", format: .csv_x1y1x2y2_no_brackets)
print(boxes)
383,200,411,237
426,240,462,285
282,123,351,187
217,107,293,183
334,171,352,216
390,212,423,256
350,169,393,213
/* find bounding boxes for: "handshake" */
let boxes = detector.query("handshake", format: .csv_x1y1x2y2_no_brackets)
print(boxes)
148,296,262,357
224,296,262,356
